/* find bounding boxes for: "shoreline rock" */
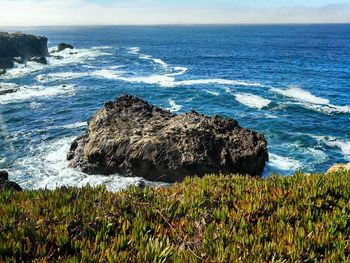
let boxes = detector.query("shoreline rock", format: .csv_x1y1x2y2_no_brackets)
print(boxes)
67,95,268,182
326,163,350,174
0,32,49,70
0,171,22,191
51,43,74,53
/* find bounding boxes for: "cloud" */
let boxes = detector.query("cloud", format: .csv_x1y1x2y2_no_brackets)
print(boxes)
0,0,349,26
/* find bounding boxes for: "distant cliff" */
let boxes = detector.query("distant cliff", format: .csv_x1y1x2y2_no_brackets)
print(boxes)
0,32,49,69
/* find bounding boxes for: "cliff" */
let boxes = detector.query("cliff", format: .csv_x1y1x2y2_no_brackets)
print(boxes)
0,32,49,69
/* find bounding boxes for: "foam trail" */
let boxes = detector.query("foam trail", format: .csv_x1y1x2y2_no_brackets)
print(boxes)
272,86,350,114
166,67,189,76
167,99,183,112
235,93,271,109
0,84,75,104
60,122,87,129
204,90,220,96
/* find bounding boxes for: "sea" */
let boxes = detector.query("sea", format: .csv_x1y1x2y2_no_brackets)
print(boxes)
0,25,349,191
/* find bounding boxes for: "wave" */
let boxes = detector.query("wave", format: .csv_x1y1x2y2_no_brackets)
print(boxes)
0,84,75,104
0,62,46,79
234,93,271,109
312,135,350,159
204,90,220,96
167,99,183,112
60,122,87,129
10,137,148,191
128,47,140,54
272,86,350,114
267,153,302,172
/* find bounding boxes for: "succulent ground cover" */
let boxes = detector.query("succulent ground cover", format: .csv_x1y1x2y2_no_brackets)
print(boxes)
0,171,349,262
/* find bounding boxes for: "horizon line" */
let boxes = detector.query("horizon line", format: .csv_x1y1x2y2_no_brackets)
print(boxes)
1,22,350,28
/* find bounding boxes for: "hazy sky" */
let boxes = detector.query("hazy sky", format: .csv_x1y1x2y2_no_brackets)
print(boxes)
0,0,349,26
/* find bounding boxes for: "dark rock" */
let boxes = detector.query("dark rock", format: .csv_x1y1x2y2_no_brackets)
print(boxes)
68,95,269,183
56,43,74,53
0,87,19,96
0,69,6,75
29,56,47,64
0,170,22,191
0,32,49,69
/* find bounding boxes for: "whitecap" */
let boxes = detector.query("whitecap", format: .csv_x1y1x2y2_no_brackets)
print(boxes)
312,135,350,159
166,66,189,76
10,137,155,191
234,93,271,109
272,86,329,104
0,62,46,79
128,47,140,54
272,86,350,114
152,58,169,68
36,72,89,82
204,90,220,96
60,122,87,129
166,99,183,112
0,84,75,104
267,153,302,172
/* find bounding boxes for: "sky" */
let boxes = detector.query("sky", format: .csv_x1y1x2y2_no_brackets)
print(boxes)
0,0,349,26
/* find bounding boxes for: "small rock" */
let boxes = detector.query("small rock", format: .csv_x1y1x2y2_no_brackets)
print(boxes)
57,43,74,52
326,163,350,174
29,56,47,64
0,170,22,191
0,87,19,96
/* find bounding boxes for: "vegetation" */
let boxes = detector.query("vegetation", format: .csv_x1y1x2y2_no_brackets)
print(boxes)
0,171,349,262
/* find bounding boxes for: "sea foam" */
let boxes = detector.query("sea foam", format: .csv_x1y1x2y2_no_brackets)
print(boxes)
234,93,271,109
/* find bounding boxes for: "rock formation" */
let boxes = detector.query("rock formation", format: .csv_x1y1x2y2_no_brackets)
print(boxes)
326,163,350,174
0,170,22,191
68,95,268,182
0,32,49,69
51,43,74,53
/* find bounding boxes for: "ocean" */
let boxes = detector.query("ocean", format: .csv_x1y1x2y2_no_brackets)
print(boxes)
0,25,349,191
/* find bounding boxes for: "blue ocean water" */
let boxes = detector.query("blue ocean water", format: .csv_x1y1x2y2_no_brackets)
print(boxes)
0,25,349,191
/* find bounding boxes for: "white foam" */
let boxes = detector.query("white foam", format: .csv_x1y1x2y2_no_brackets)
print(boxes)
11,137,151,191
273,86,329,104
0,62,46,79
167,99,183,112
128,47,140,54
268,153,302,171
139,54,152,60
36,72,88,82
166,66,188,76
305,147,329,163
176,79,264,87
152,58,169,68
60,122,87,129
312,135,350,159
302,103,350,114
204,90,220,96
234,93,271,109
48,47,111,67
0,84,75,104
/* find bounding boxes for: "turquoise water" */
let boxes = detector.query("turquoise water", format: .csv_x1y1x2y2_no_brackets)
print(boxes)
0,25,349,190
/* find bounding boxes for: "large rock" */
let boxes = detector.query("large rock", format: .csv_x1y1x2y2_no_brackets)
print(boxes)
0,170,22,191
67,95,268,182
0,32,49,69
51,43,74,53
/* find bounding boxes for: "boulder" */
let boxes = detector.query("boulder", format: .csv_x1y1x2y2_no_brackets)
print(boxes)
0,32,49,69
67,95,269,182
54,43,74,53
326,163,350,174
0,170,22,191
0,69,6,75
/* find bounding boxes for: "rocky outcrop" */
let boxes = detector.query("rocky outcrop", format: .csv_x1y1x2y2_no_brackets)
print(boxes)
0,170,22,191
52,43,74,53
327,163,350,174
0,32,49,69
67,95,268,182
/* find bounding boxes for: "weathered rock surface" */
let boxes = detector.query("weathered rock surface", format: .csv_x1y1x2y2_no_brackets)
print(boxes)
0,170,22,191
327,163,350,174
68,95,268,182
0,32,49,69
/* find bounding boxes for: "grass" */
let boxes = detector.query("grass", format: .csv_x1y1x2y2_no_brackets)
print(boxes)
0,171,349,262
